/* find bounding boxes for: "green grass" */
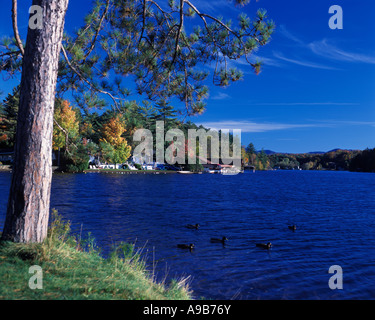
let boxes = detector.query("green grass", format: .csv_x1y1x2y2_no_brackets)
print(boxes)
0,210,192,300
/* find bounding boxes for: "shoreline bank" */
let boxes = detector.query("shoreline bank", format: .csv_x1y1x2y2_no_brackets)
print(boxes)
0,212,192,300
83,169,180,174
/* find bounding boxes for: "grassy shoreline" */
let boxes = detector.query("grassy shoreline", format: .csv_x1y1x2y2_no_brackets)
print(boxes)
0,211,192,300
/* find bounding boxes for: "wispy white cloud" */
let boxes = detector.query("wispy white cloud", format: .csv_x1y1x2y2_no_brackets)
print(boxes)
275,25,375,69
273,51,338,70
224,55,282,73
254,102,359,106
278,25,304,45
198,120,317,133
251,55,283,68
315,120,375,127
210,92,231,100
308,39,375,64
277,138,300,141
198,119,375,133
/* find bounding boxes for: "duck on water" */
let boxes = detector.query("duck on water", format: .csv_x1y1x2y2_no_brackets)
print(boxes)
256,242,272,249
210,236,228,244
185,224,200,230
177,244,195,251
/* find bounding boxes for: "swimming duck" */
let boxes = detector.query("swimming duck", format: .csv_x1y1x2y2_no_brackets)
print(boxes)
288,225,297,231
185,224,200,230
210,236,228,244
256,242,272,249
177,244,195,250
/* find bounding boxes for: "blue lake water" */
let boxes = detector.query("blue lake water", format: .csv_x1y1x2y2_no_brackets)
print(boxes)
0,170,374,299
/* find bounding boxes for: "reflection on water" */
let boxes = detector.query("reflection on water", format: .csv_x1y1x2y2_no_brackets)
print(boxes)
0,170,374,299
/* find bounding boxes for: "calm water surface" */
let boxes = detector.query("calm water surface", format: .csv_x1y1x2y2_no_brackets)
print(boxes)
0,170,374,299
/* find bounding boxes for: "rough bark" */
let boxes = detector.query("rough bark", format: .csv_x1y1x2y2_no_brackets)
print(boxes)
2,0,69,243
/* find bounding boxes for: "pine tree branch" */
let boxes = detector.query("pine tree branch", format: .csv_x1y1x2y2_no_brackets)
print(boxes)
184,0,263,73
184,0,260,47
11,0,24,56
184,0,234,34
61,45,121,112
83,0,110,61
138,0,147,47
147,0,172,26
0,50,21,58
172,0,185,66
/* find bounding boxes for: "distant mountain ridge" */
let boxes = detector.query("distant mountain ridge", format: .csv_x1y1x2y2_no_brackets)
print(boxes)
256,148,359,155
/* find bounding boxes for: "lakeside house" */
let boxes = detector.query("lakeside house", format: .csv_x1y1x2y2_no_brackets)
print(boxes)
130,155,181,171
198,156,242,174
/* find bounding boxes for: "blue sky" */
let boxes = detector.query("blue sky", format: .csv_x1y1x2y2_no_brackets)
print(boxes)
1,0,375,153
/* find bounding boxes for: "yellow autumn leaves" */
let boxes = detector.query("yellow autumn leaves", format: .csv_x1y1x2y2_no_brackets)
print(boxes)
53,100,131,166
53,100,79,151
99,116,132,165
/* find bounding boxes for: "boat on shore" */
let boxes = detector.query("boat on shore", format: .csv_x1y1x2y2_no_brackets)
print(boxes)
177,171,194,174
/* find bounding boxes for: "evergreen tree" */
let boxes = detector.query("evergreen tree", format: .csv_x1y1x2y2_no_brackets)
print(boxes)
0,86,19,148
246,142,256,155
246,142,257,165
81,112,103,144
257,148,268,170
153,99,178,129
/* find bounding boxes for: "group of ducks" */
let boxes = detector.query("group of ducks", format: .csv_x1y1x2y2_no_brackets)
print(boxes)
177,224,298,251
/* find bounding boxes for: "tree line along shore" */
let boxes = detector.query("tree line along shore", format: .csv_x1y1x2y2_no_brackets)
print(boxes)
2,89,374,174
242,143,375,173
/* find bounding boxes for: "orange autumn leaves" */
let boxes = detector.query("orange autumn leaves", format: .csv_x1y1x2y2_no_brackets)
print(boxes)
100,116,127,147
0,117,7,143
53,100,131,165
99,116,131,165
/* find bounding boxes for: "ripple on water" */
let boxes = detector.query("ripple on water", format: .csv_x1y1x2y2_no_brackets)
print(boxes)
0,170,374,299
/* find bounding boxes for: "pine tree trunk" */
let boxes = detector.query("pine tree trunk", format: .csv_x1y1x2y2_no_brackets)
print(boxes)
1,0,69,243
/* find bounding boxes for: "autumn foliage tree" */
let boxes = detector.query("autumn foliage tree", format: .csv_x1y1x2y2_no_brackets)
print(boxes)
241,147,249,165
0,117,7,145
53,99,79,151
100,116,131,166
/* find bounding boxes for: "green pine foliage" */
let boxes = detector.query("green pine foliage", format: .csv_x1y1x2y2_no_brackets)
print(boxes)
56,0,274,117
0,86,19,149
